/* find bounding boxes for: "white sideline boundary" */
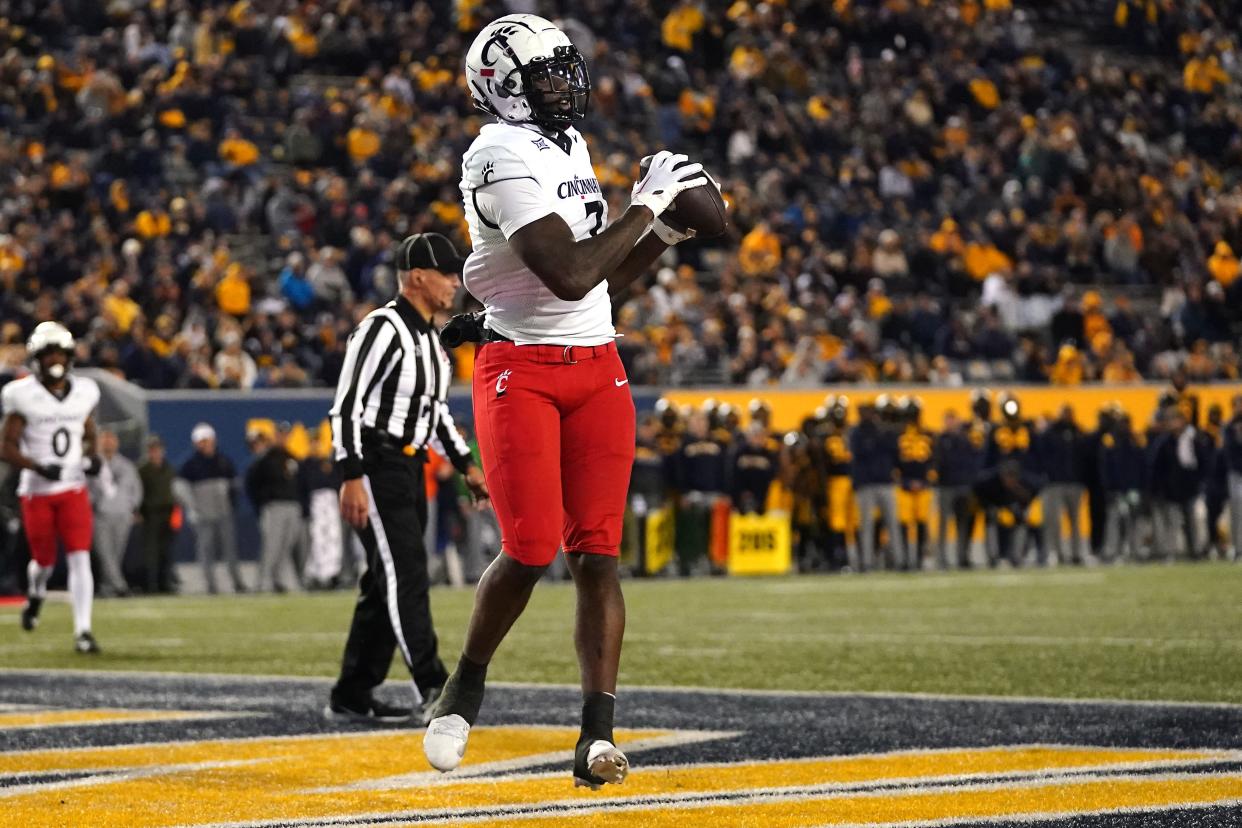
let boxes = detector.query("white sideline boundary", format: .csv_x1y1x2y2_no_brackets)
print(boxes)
2,667,1241,711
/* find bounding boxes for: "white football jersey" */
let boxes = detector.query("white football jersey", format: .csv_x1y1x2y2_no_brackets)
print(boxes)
0,374,99,496
460,121,614,345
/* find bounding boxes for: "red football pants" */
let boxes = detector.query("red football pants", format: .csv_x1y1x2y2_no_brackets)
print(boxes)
21,487,94,566
472,340,635,566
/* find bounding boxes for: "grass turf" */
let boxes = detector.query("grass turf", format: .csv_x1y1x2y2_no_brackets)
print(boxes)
2,562,1240,704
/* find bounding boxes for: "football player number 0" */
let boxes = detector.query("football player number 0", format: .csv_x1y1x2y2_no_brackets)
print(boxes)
585,202,604,236
52,427,71,458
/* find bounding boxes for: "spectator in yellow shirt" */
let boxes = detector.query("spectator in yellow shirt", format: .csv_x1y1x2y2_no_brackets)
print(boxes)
929,218,964,255
1208,241,1239,288
218,128,259,167
216,263,251,317
0,236,26,275
1101,348,1140,383
415,57,453,92
963,240,1012,281
1048,344,1086,386
103,281,141,334
1183,54,1228,94
1081,290,1113,343
739,221,781,276
729,44,766,82
346,115,381,165
969,76,999,109
148,315,179,358
135,208,171,239
662,2,705,52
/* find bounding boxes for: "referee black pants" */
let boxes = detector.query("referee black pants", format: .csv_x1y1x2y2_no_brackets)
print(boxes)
331,450,448,707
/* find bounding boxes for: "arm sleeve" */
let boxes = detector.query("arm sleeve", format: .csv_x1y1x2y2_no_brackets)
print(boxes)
0,382,19,419
474,176,556,239
328,316,399,479
432,403,475,474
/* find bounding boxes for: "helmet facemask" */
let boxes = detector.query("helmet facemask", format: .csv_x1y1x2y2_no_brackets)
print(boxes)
519,45,590,128
35,347,72,381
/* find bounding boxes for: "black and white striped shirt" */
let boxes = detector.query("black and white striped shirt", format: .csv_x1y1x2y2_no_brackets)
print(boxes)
330,297,473,479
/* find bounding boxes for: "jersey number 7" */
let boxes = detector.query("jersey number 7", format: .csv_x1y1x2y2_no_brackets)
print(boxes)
585,202,604,236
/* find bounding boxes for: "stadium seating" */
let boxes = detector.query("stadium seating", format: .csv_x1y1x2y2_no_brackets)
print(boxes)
0,1,1237,392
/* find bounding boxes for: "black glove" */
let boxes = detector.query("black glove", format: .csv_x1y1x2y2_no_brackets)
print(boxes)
84,455,103,476
439,312,485,348
35,463,63,481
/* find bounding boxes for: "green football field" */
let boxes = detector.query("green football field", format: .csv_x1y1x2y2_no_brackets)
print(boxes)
3,562,1241,704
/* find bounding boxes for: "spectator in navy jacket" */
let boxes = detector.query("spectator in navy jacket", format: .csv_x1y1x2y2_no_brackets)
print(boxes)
179,423,246,594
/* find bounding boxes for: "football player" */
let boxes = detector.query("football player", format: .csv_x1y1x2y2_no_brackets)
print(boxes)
423,14,710,789
1,322,103,652
820,395,854,570
895,396,934,570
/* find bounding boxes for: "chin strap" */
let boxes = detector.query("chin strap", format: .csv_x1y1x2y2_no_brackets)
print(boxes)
651,217,696,246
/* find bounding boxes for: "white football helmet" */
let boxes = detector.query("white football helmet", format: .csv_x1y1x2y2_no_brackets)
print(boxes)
465,15,590,128
27,321,75,380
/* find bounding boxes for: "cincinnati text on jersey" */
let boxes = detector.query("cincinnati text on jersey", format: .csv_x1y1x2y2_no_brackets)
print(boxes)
556,175,602,198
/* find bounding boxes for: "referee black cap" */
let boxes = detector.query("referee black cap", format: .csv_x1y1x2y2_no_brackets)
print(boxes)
395,233,466,274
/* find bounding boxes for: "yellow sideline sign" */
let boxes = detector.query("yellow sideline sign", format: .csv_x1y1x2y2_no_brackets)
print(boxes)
644,506,675,575
727,512,792,575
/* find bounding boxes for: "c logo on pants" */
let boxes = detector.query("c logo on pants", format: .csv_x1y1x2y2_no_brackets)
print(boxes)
495,369,512,397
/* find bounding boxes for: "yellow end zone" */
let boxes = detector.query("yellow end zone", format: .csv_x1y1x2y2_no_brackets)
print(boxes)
1,720,1239,827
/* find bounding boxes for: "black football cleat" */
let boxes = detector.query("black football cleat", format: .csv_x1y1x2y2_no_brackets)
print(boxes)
20,597,42,631
323,698,413,725
74,632,101,654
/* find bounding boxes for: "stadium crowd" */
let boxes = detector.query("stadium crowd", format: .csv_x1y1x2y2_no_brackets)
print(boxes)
0,1,1240,391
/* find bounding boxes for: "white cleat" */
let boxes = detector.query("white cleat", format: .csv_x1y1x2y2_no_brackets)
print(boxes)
573,740,628,789
423,714,470,772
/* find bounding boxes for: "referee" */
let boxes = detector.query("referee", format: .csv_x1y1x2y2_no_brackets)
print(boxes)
325,232,489,724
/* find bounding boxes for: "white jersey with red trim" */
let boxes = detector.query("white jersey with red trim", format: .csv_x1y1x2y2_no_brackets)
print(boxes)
460,121,614,346
0,374,99,496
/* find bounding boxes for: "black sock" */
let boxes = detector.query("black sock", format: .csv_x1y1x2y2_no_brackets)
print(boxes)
458,653,488,688
433,653,488,724
580,691,615,745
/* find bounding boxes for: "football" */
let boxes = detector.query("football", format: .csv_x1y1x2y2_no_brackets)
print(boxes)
638,156,729,238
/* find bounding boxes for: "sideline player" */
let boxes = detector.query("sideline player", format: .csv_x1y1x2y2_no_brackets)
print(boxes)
423,14,709,788
0,322,103,652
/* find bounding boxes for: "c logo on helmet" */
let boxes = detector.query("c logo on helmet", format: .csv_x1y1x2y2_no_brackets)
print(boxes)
481,26,520,67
